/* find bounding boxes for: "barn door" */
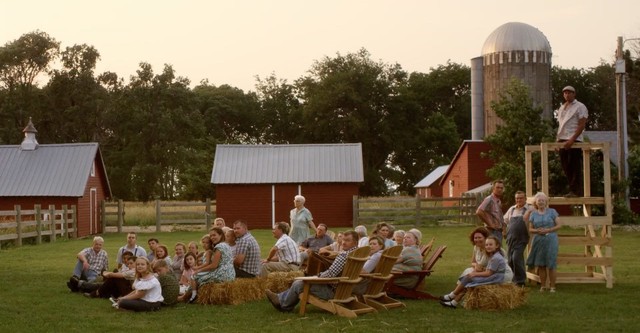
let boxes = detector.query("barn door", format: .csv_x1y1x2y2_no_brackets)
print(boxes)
90,188,98,234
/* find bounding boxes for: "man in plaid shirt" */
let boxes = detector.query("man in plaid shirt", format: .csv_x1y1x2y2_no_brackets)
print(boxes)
67,236,109,292
233,220,262,278
265,230,359,312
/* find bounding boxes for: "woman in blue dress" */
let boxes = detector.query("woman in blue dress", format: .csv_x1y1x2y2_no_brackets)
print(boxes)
526,192,560,293
289,195,317,244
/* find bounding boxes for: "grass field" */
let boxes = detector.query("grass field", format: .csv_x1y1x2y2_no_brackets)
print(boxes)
0,226,639,333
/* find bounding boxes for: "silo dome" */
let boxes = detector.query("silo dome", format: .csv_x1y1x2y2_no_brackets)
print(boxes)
481,22,551,55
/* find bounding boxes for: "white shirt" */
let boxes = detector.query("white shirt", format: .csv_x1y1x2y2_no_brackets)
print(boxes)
556,99,588,142
133,276,163,303
275,234,299,265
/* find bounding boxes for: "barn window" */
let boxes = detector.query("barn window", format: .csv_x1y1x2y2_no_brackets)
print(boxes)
91,161,96,177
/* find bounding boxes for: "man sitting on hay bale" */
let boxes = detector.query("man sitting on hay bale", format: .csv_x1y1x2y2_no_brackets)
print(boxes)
260,222,301,277
232,220,261,278
264,230,359,312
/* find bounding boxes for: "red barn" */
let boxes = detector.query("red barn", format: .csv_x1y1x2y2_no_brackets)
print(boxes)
439,140,494,198
0,120,112,237
414,165,449,198
211,143,364,229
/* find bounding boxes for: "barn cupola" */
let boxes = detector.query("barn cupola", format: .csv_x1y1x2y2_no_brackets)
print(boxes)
21,118,39,151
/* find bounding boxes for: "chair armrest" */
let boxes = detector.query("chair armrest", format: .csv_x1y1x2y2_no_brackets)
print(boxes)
295,276,346,284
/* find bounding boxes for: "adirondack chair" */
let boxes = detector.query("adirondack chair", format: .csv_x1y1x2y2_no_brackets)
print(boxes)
361,245,405,310
296,246,376,318
420,237,435,258
385,245,447,300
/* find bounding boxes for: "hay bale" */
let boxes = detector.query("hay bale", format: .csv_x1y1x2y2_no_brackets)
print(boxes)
463,284,528,311
196,270,303,305
264,271,304,293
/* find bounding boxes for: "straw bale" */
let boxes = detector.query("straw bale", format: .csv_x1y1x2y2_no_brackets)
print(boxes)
196,270,304,305
264,271,304,293
463,284,528,311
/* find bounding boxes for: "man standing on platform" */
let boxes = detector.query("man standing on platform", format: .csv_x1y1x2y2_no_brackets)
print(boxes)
556,85,588,197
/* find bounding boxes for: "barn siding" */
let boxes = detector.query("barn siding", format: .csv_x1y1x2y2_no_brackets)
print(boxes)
299,183,358,228
216,185,273,229
216,183,359,230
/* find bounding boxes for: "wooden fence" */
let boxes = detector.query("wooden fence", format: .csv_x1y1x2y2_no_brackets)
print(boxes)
102,199,215,232
352,195,482,227
0,204,77,248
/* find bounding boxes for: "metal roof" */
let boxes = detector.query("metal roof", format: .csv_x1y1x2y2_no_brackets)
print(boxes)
481,22,551,55
584,131,618,167
414,165,449,188
0,143,109,197
211,143,364,184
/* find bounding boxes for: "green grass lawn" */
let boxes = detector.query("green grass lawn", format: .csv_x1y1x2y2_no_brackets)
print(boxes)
1,226,639,333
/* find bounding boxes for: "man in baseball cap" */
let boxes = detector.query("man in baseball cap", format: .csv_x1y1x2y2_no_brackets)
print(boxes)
556,85,588,197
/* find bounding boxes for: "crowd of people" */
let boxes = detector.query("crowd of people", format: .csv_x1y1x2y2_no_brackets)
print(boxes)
65,196,423,313
66,187,563,313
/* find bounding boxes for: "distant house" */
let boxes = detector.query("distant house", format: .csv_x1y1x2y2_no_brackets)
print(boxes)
414,165,449,198
439,140,494,198
211,143,364,229
0,120,112,237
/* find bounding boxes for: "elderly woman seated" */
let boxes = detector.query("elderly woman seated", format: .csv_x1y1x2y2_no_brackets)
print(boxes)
390,229,423,288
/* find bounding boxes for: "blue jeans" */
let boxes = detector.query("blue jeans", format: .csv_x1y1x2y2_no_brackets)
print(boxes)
72,259,99,282
278,279,335,312
489,228,503,246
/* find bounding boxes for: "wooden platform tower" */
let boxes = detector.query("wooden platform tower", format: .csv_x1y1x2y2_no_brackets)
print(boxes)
524,142,613,288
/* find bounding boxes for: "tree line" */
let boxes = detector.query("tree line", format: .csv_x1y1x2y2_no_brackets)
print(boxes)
1,31,639,202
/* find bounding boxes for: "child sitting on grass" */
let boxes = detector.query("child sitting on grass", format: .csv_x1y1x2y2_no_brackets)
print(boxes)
152,260,179,306
116,257,163,312
440,235,506,309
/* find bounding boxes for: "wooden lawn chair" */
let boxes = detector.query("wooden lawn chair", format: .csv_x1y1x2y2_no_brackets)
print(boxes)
385,245,447,300
326,230,336,240
420,237,435,258
361,245,405,310
296,246,375,318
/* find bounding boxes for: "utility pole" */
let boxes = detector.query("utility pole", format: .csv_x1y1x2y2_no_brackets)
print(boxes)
615,36,640,209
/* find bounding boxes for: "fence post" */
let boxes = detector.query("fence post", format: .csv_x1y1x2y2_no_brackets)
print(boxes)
34,204,42,245
100,200,106,233
415,195,422,227
62,205,69,239
49,205,57,242
70,205,77,238
155,200,162,232
352,195,358,228
205,198,212,230
15,205,22,247
118,199,124,233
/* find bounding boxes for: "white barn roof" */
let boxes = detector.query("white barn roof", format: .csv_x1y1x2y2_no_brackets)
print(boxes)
0,143,110,197
211,143,364,184
414,165,449,188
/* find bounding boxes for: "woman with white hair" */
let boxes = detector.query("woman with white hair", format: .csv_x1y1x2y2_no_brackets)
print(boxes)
526,192,560,292
391,229,423,288
289,195,317,245
355,225,369,247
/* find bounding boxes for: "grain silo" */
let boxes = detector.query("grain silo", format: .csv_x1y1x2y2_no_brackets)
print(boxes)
471,22,552,140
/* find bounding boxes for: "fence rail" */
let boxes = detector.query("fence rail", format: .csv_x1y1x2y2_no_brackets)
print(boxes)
353,195,482,227
102,199,215,232
0,204,77,248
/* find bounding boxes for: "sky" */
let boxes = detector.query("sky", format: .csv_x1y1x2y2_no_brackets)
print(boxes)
3,0,640,92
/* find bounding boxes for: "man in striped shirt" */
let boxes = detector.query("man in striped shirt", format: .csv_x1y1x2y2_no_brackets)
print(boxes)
260,222,301,276
265,230,359,312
